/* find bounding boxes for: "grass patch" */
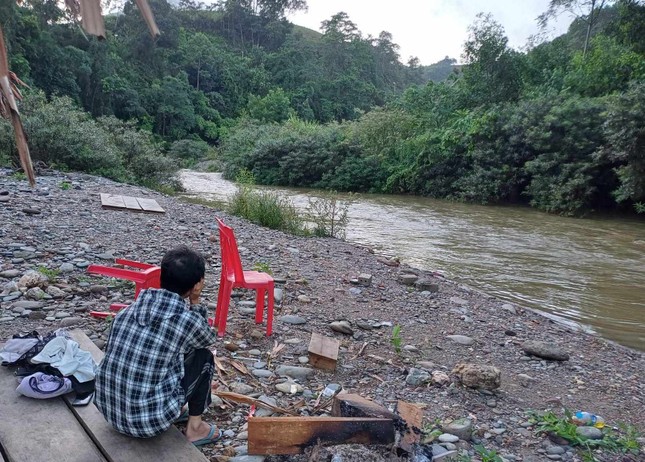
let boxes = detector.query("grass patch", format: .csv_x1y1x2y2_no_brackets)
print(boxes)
37,266,60,280
228,169,305,235
528,410,642,461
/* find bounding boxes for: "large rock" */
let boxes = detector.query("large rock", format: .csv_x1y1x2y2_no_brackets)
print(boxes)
452,363,501,390
522,341,570,361
17,270,48,289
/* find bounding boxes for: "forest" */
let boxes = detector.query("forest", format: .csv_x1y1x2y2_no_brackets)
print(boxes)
1,0,644,215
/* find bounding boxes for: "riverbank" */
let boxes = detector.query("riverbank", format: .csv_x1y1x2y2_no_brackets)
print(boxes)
1,169,643,462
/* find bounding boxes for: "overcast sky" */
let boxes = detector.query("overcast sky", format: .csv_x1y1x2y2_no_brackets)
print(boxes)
287,0,574,65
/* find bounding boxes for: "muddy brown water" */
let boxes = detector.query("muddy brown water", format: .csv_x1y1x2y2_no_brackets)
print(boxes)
180,171,645,351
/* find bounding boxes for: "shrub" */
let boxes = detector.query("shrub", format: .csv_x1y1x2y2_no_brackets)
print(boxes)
306,190,352,239
168,139,211,167
228,186,304,234
0,91,179,190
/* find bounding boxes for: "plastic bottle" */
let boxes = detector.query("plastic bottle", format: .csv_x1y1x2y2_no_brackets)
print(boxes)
572,411,605,428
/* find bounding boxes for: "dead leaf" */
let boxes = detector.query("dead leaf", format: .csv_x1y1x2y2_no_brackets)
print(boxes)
229,359,249,375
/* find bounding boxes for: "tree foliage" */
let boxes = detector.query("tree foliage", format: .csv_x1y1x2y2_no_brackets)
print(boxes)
218,1,645,216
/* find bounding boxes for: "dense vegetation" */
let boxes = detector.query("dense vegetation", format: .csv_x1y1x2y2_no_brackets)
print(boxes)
221,1,645,216
1,0,644,215
0,0,423,187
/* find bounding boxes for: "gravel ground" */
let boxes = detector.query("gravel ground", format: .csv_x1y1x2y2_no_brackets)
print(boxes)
1,169,643,462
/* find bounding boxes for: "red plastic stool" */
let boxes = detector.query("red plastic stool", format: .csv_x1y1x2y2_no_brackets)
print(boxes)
88,259,160,319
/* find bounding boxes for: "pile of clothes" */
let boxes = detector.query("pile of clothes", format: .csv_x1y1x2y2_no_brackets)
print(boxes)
0,329,96,400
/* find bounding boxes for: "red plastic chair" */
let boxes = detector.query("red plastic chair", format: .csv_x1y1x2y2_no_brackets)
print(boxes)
87,259,161,319
214,218,274,336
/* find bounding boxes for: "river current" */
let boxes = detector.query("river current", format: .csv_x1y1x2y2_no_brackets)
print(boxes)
180,171,645,351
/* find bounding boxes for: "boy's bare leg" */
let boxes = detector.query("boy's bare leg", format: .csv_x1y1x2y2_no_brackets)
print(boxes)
185,415,215,442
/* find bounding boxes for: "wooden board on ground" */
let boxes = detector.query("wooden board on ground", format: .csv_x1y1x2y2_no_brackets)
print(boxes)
100,193,126,210
308,332,340,371
135,197,165,213
0,352,106,462
331,393,397,420
65,330,208,462
99,194,164,214
121,196,142,211
396,401,424,452
248,417,395,455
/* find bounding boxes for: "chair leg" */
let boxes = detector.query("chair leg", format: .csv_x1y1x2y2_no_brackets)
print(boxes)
255,288,264,324
217,280,233,337
266,282,274,336
214,272,226,328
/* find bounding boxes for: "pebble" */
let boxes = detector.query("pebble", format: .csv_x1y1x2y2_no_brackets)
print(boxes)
438,433,459,443
59,317,83,327
274,365,313,380
252,369,273,378
575,426,603,440
330,320,353,335
0,269,21,278
279,315,307,325
446,335,475,346
230,383,255,395
442,418,472,441
406,368,430,386
229,456,265,462
275,381,304,394
522,341,570,361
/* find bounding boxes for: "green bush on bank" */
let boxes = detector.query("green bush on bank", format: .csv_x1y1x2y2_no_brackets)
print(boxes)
0,91,179,190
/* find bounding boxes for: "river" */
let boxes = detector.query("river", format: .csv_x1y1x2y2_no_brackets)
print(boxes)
180,171,645,351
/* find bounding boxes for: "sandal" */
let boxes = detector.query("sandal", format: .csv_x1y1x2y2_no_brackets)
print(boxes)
191,424,222,447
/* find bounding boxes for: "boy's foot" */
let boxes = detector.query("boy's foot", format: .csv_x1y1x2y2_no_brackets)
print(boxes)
189,424,222,446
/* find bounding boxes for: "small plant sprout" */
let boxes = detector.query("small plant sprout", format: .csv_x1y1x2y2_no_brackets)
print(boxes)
391,324,402,354
253,262,273,275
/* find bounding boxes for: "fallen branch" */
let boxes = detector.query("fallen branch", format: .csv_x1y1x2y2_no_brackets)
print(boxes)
214,391,297,416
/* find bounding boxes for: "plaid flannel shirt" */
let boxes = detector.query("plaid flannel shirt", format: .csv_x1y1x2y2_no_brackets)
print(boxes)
95,288,217,438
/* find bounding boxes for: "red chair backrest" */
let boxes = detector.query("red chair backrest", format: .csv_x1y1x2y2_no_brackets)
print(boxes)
217,218,245,284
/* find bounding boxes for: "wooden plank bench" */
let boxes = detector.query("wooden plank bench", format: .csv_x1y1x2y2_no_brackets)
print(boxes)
0,330,208,462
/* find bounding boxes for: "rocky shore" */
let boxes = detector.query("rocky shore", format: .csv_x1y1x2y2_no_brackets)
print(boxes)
1,169,643,462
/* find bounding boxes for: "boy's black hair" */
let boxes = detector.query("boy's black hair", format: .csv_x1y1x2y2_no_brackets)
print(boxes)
160,246,206,296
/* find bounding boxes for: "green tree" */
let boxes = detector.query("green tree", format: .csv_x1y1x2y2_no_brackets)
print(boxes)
459,14,522,107
538,0,615,58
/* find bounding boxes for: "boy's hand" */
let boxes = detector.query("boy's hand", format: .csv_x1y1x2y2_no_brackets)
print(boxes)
189,278,205,305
